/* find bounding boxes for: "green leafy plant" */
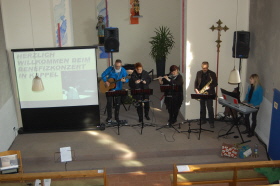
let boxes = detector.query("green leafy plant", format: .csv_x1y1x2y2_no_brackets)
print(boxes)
149,26,175,61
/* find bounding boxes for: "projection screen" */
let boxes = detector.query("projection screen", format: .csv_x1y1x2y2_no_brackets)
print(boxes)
12,46,100,133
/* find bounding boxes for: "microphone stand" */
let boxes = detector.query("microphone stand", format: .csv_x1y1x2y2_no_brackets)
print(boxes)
189,94,215,140
131,89,154,135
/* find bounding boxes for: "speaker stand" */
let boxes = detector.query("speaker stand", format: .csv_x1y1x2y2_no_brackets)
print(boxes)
237,58,242,93
110,52,114,66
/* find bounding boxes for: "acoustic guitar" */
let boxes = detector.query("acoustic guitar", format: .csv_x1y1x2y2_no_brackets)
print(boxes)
99,77,127,93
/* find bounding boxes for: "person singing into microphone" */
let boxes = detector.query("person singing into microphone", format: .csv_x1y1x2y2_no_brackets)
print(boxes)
158,65,183,125
129,62,151,122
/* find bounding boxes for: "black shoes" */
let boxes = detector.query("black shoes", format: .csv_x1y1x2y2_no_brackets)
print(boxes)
115,118,120,123
167,119,177,125
106,117,112,123
145,115,150,120
247,133,254,138
198,120,207,125
241,129,249,134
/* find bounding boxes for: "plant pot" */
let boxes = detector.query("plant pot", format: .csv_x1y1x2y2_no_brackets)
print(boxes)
156,58,166,77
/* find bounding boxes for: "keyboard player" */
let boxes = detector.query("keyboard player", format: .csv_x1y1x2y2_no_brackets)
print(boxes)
241,74,263,137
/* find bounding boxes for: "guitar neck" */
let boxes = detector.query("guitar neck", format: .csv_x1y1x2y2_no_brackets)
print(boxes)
110,76,128,84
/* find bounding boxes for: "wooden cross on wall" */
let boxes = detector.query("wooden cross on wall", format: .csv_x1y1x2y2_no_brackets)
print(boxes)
210,19,229,117
210,19,229,51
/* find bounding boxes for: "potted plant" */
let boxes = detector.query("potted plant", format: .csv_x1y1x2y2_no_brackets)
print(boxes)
149,26,175,77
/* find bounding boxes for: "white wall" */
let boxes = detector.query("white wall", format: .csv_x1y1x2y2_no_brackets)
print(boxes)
0,98,18,151
184,0,250,119
72,0,98,46
1,0,55,128
256,97,272,145
0,2,19,151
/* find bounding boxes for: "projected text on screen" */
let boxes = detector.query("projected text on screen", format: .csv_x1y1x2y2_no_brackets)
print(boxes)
13,48,99,108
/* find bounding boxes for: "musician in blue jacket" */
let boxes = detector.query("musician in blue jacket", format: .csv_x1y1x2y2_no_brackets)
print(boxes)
242,74,263,137
101,59,128,123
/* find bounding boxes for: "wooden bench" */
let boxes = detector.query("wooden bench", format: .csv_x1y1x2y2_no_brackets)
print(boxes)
0,169,107,186
171,160,280,186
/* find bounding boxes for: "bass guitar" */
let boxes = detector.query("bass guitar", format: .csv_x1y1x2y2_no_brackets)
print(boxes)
99,77,128,93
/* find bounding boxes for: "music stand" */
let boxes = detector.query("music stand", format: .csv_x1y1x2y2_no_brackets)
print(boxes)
130,89,154,135
156,85,180,133
190,94,215,140
105,90,128,135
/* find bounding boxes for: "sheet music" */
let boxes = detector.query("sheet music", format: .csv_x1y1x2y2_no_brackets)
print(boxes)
44,179,51,186
98,169,104,173
0,154,19,170
177,165,190,172
60,147,72,162
34,179,41,186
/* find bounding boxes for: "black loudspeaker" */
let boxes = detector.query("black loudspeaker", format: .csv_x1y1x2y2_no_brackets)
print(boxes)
232,31,250,58
104,27,119,52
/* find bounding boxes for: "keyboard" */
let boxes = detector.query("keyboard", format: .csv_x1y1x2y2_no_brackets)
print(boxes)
237,104,254,113
240,102,256,109
218,98,258,114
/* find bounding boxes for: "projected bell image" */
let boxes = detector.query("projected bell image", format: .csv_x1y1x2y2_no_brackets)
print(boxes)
32,73,44,91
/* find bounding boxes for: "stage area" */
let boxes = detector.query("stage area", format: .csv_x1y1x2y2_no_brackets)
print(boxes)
9,81,268,185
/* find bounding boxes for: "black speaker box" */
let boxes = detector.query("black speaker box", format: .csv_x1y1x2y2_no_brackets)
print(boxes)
104,27,119,52
232,31,250,58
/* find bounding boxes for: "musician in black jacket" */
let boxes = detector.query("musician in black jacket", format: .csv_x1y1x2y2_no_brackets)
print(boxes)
158,65,183,125
129,62,152,122
194,61,217,128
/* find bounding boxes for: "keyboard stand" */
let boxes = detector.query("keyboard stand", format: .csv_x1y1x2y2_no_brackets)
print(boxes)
218,98,257,144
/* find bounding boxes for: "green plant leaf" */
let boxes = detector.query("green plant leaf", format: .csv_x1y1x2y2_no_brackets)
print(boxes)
149,26,175,61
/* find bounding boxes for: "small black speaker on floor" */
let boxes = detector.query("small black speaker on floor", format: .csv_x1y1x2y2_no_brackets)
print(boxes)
104,27,119,52
232,31,250,58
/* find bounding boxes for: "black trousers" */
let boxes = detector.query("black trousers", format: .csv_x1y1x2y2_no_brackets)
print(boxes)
200,99,214,123
245,109,259,134
136,101,150,120
99,36,104,45
165,96,182,123
106,96,121,119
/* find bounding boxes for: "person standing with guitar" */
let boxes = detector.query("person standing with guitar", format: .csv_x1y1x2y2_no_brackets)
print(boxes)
129,62,151,122
101,59,128,123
